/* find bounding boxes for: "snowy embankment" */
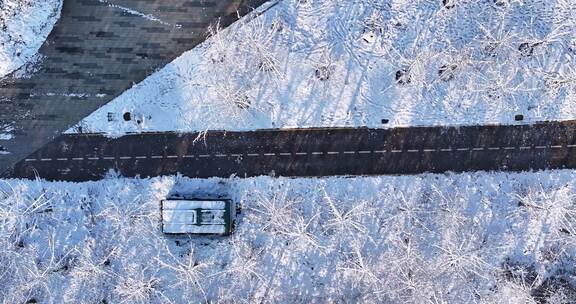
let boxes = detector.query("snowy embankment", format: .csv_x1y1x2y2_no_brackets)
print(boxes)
69,0,576,136
0,0,62,78
1,170,575,302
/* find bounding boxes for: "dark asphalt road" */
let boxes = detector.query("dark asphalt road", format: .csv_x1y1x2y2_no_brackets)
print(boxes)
0,0,269,173
6,121,576,181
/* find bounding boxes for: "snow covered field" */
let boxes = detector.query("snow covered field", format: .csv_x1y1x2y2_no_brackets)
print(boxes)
0,0,62,78
2,1,575,302
70,0,576,136
1,170,575,303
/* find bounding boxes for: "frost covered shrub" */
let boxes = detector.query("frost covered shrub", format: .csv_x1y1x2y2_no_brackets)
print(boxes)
0,171,575,302
245,0,573,126
200,16,284,123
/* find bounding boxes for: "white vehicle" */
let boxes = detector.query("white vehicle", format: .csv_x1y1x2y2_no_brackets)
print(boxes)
161,196,236,235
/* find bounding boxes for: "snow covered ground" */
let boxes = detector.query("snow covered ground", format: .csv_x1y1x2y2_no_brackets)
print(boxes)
1,170,575,303
69,0,576,136
3,1,575,302
0,0,62,78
